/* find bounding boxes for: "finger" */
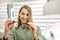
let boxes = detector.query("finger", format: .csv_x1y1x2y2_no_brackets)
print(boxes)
8,24,13,30
27,22,37,29
27,22,34,26
7,20,15,23
28,22,33,24
8,21,15,24
7,20,15,25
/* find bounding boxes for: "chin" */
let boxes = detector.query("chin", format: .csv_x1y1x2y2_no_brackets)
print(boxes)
22,22,27,24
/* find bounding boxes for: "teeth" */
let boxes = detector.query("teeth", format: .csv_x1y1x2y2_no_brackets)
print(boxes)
22,18,27,21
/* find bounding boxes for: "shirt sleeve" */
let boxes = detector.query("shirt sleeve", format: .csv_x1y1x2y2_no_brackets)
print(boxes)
8,28,15,40
3,36,8,40
37,26,46,40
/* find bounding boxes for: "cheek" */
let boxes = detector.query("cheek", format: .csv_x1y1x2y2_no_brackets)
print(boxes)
27,17,30,21
19,14,23,19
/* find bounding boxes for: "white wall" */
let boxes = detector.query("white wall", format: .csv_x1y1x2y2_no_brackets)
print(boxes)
44,0,60,15
0,3,7,32
0,0,43,3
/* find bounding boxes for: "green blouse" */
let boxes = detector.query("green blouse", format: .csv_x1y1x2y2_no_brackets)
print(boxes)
8,25,45,40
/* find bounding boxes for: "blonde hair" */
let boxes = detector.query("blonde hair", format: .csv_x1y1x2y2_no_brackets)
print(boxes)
18,5,32,26
16,5,39,39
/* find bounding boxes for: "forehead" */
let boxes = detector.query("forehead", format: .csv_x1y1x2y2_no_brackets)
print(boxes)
21,8,28,13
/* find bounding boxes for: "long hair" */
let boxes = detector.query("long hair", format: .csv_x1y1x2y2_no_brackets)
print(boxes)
16,5,33,30
15,5,39,39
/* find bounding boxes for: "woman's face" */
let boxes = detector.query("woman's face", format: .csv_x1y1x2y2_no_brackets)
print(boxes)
19,8,29,24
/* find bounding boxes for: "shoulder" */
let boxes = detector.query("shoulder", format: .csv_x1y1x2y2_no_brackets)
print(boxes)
37,26,46,40
37,26,41,32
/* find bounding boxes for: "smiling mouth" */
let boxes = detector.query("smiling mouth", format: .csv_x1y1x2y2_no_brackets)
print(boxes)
22,19,27,21
22,18,27,21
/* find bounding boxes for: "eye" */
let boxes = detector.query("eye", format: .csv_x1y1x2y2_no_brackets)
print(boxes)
26,14,29,16
21,13,25,15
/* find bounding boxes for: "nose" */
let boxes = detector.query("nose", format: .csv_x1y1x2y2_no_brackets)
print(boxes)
23,15,27,19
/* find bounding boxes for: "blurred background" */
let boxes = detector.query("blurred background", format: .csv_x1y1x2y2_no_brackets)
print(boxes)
0,0,60,40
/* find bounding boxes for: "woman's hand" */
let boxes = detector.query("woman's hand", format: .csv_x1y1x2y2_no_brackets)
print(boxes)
5,20,15,32
27,22,38,40
27,22,37,32
4,20,15,39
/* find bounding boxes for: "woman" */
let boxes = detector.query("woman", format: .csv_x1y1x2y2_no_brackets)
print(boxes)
3,5,44,40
